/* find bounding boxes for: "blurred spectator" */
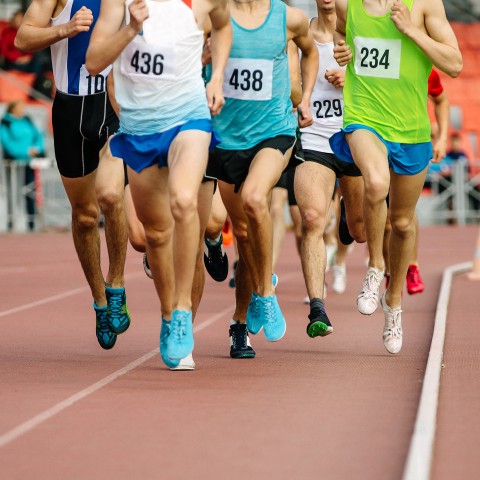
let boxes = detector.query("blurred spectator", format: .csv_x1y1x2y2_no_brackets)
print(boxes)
0,9,53,97
0,100,45,231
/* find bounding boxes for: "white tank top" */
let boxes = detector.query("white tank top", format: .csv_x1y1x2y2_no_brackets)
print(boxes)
114,0,209,135
50,0,111,95
301,40,345,154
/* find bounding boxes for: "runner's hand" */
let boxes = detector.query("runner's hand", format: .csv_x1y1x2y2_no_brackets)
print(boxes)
63,6,93,38
128,0,149,34
206,78,225,116
333,40,352,67
390,0,413,36
297,99,313,128
325,69,345,89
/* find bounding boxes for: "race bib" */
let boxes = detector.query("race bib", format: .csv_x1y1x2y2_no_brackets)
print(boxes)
120,40,175,81
78,64,112,95
311,90,344,123
354,37,401,79
223,58,273,101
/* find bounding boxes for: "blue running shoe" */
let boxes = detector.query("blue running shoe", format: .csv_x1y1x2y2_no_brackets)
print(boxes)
94,303,117,350
259,295,286,342
166,310,194,360
246,293,263,334
106,286,131,334
160,318,180,368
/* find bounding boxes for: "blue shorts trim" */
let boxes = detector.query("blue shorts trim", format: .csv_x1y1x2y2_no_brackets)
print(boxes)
329,124,433,176
110,119,218,173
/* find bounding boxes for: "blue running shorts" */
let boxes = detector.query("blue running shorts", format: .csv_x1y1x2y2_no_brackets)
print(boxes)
110,119,218,173
329,124,433,176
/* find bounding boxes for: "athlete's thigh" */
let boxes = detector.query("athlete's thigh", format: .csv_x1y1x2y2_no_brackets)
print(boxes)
243,146,292,198
61,171,98,210
294,161,336,216
126,165,173,230
168,130,211,196
218,181,248,237
389,167,428,220
96,139,125,196
346,129,390,183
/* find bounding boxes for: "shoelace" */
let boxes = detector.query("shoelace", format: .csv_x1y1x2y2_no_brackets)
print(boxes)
361,271,381,299
171,314,187,342
264,300,276,324
231,327,247,349
407,268,419,284
207,243,224,264
386,308,402,339
96,310,110,332
108,292,124,317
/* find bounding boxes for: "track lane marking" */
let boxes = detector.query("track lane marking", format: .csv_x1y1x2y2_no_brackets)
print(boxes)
0,305,231,448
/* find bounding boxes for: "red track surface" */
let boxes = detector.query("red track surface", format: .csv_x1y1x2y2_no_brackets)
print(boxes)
0,226,478,480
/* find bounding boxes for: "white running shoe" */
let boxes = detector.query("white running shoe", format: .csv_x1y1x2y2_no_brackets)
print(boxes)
325,244,337,273
170,353,196,370
143,253,153,279
357,267,384,315
303,296,310,304
332,264,347,294
380,293,403,354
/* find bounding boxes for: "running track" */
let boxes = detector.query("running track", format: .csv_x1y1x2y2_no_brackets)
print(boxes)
0,226,478,480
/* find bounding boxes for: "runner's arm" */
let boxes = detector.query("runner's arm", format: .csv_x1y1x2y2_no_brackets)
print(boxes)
15,0,93,52
86,0,146,76
390,0,462,77
430,90,449,163
287,6,318,127
333,0,351,66
206,0,232,116
288,41,302,108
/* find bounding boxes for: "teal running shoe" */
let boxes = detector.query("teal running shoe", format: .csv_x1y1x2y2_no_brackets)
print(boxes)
260,295,286,342
106,286,131,334
166,310,194,360
94,303,117,350
246,293,262,334
160,318,180,368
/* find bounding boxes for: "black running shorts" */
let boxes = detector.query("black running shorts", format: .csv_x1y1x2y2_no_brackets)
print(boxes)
52,90,119,178
303,149,361,178
207,135,303,193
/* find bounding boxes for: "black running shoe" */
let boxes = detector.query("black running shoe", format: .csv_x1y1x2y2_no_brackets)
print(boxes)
229,322,256,358
204,234,229,282
339,197,354,246
306,309,333,338
229,260,238,288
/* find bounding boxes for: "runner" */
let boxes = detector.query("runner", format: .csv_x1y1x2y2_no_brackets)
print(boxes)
331,0,462,353
207,0,318,356
15,0,131,350
293,0,365,339
86,0,231,367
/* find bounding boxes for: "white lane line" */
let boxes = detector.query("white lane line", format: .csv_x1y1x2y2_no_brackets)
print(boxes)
0,304,231,449
402,261,472,480
0,267,28,275
0,272,145,319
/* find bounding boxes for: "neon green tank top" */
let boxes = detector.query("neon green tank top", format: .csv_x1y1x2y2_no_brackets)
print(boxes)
343,0,432,143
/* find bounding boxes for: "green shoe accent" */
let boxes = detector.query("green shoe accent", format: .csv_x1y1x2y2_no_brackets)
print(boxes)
306,320,332,338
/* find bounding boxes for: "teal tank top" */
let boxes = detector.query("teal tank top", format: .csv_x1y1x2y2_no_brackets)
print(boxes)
213,0,297,150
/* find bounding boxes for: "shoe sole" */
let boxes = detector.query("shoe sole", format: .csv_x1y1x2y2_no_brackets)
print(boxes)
170,364,195,371
307,321,333,338
407,287,424,295
203,252,229,282
230,352,256,359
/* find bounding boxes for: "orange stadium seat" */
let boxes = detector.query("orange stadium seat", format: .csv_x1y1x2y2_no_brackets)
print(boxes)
464,23,480,51
0,70,35,102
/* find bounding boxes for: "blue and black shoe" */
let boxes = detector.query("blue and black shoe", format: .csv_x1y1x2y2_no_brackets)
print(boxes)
307,300,333,338
230,322,256,359
106,286,131,334
160,318,180,368
94,303,117,350
204,234,229,282
166,310,194,360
